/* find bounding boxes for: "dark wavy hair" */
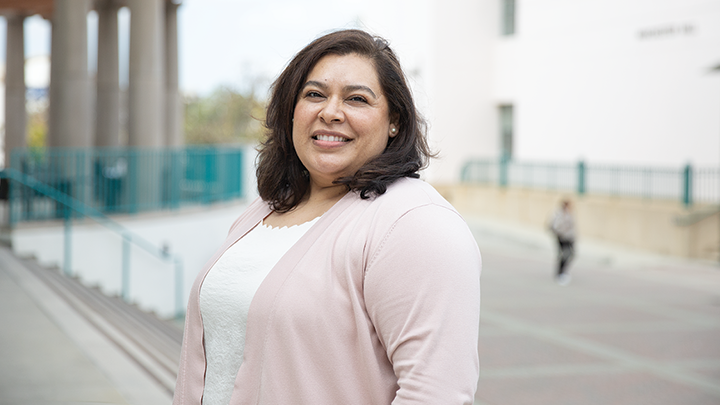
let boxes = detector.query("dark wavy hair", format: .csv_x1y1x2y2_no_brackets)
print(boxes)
256,29,434,212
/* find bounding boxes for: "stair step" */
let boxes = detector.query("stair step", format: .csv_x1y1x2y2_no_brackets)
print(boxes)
18,254,183,395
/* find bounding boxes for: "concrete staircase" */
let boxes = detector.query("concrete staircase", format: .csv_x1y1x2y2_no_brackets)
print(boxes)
14,249,183,396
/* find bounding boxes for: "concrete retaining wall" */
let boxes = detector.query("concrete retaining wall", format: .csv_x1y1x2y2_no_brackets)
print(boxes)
434,184,719,261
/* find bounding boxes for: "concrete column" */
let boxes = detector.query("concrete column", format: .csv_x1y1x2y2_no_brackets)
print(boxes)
165,1,182,147
48,0,92,148
96,0,121,147
4,15,26,168
128,0,165,147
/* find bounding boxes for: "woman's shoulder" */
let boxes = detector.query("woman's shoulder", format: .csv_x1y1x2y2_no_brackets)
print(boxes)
329,178,476,264
360,179,480,268
375,177,455,212
345,177,460,228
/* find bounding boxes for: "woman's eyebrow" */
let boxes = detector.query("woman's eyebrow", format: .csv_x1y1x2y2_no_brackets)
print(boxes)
302,81,378,99
302,80,327,90
344,85,377,99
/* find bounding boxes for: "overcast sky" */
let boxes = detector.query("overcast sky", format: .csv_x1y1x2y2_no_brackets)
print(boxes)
0,0,431,98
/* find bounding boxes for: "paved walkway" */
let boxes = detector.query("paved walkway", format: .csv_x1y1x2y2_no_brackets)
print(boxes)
1,216,719,405
468,216,720,405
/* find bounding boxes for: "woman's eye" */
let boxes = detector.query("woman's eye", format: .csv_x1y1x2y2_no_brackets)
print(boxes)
305,91,323,98
348,95,367,103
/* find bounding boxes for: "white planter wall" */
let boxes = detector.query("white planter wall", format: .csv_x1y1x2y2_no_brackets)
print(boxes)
12,200,250,319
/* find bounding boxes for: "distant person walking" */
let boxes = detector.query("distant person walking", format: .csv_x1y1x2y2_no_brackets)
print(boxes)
549,199,575,285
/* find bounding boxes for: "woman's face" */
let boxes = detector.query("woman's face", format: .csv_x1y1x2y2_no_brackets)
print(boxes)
292,53,396,189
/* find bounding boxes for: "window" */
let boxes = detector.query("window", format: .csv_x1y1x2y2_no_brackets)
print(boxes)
501,0,516,36
499,105,514,159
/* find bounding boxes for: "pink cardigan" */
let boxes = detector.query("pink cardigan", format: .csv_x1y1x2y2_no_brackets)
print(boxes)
173,178,482,404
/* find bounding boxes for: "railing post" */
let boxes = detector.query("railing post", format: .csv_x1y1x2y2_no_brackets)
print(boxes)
170,149,181,209
128,152,138,214
122,232,131,301
175,258,184,319
499,155,509,187
7,172,16,227
203,148,213,204
682,164,692,207
577,160,586,195
63,212,72,276
461,162,469,182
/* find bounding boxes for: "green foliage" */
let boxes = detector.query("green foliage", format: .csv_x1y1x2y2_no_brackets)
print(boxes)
184,87,266,145
27,110,47,149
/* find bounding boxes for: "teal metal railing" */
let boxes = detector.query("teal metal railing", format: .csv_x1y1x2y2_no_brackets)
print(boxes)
8,146,245,224
461,159,720,207
0,168,185,318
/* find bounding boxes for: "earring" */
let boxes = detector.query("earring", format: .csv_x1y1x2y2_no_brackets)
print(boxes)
390,127,397,134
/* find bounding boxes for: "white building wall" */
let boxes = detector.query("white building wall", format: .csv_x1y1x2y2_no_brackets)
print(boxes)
428,0,720,182
426,0,500,183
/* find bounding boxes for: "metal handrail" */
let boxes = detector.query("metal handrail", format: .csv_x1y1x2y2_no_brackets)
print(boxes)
8,146,246,224
461,158,720,206
0,168,185,318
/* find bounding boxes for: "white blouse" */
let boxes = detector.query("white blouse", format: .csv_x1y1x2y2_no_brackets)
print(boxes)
199,217,319,405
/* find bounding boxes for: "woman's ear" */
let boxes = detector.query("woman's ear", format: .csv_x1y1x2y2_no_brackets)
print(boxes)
389,124,398,137
389,112,400,137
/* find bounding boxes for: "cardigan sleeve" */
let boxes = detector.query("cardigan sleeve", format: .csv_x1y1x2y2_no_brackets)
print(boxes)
364,204,481,405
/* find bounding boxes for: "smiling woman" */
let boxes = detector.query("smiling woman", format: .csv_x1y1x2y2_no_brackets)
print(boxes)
259,29,434,213
173,29,482,405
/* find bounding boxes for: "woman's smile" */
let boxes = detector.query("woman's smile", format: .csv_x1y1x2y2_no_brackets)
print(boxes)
312,131,351,146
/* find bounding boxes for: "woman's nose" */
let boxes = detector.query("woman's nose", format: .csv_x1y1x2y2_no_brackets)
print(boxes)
319,98,344,123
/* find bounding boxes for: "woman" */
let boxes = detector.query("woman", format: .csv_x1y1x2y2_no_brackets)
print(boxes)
173,29,482,405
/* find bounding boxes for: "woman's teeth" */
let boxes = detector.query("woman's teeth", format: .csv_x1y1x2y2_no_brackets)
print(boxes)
315,135,348,142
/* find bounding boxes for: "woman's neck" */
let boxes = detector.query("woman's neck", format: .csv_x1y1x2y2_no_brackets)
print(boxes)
263,183,348,229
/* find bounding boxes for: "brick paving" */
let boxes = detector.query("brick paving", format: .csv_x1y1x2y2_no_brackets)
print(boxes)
468,217,720,405
2,214,720,405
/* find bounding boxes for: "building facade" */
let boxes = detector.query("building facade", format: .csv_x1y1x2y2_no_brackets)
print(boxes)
426,0,720,183
0,0,182,167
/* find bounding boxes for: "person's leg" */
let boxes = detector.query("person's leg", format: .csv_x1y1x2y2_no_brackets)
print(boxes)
556,237,565,277
557,239,572,285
